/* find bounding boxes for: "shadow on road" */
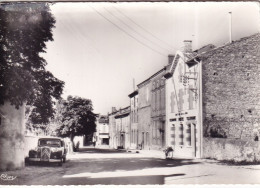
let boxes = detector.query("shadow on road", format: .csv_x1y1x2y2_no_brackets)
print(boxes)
57,173,186,185
76,147,127,154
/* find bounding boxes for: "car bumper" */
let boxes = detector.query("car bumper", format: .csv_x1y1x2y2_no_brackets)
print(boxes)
28,158,61,162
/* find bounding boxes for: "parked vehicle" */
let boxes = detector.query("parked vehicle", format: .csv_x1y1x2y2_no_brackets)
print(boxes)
28,137,67,166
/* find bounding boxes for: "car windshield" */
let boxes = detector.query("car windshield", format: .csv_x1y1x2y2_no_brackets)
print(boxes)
38,139,61,147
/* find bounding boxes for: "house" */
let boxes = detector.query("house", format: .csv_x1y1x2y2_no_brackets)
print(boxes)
165,33,260,161
128,90,139,149
164,40,204,158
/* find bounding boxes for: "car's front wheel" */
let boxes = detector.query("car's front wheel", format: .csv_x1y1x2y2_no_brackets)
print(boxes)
58,159,63,166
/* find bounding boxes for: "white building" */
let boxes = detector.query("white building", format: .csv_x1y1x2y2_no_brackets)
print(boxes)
95,115,109,148
164,41,203,158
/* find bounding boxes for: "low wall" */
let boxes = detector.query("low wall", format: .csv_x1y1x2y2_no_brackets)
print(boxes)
203,137,260,162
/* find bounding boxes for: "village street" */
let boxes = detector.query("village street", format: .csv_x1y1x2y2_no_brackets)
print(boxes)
1,147,260,185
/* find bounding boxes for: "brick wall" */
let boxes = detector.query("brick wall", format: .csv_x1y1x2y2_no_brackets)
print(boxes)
201,33,260,161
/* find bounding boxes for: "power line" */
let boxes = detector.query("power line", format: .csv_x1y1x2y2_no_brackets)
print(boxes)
89,5,166,57
112,5,177,51
104,6,172,53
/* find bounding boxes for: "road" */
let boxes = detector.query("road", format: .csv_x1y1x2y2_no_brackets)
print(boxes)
1,147,260,185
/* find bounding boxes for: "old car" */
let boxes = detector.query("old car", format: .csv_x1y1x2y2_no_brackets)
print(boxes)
28,137,67,166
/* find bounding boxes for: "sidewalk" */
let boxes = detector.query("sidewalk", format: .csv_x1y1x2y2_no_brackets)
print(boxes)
127,149,260,170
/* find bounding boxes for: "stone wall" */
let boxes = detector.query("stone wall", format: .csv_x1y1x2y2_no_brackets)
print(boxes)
0,102,25,171
202,33,260,141
24,135,38,158
203,137,260,162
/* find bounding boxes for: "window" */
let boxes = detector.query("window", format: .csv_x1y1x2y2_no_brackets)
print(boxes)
171,125,175,145
161,79,164,86
161,88,165,110
179,124,184,145
187,124,191,146
155,92,157,111
157,90,160,111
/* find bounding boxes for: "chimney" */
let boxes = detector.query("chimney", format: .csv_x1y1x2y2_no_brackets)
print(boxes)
112,107,117,113
183,40,192,53
168,54,174,64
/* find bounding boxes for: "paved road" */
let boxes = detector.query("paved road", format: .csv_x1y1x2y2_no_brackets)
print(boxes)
1,147,260,185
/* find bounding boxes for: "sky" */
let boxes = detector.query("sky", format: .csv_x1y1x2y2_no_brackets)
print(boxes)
42,2,260,115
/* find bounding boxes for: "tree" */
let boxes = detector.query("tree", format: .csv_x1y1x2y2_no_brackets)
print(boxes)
0,3,63,112
0,3,63,170
55,96,97,150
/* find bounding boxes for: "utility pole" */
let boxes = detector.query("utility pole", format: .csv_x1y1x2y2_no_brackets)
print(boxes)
133,78,135,91
229,12,232,43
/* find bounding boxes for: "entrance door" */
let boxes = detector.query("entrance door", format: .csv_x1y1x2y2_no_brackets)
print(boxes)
184,122,196,157
170,121,197,158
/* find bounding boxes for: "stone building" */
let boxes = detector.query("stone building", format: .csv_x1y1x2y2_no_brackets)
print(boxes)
128,90,139,149
194,33,260,161
165,33,260,161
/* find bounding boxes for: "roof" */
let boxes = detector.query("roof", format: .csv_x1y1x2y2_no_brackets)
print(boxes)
98,115,109,124
164,44,216,79
186,33,260,64
38,137,62,140
137,66,167,88
115,106,130,119
128,90,138,98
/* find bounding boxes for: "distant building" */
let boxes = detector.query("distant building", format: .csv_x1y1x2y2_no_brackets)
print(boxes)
128,90,139,149
114,106,131,149
95,115,109,148
108,107,118,149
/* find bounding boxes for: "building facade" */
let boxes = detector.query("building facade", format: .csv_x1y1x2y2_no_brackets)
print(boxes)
95,115,109,148
128,90,139,149
114,106,131,149
150,66,170,150
137,79,152,150
164,41,203,158
108,107,118,149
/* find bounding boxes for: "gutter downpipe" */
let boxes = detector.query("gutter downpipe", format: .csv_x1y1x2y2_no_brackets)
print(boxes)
194,57,203,158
